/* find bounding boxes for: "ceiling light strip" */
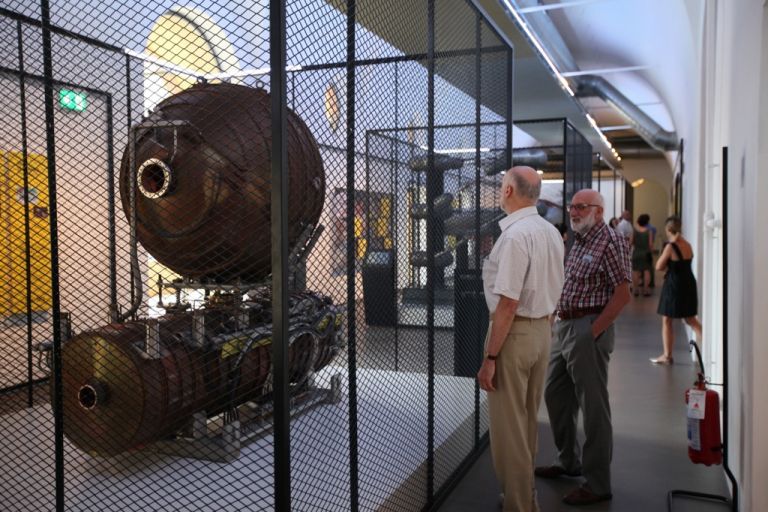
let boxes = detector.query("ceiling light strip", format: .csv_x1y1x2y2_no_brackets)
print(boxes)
560,65,650,77
500,0,575,96
518,0,606,14
419,146,491,154
499,0,622,162
599,125,633,132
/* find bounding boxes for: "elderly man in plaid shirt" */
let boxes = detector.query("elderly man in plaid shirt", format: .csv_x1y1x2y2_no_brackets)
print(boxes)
535,189,632,507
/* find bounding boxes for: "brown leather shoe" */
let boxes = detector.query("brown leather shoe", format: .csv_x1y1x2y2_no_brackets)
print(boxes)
534,465,582,479
562,486,612,506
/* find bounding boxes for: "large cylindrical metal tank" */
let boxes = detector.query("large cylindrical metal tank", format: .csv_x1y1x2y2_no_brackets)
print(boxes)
58,291,342,457
119,82,325,283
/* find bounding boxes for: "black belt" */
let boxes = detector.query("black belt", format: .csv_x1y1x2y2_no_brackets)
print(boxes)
556,306,604,320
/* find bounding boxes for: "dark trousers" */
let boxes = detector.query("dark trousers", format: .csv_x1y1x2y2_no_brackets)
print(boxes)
544,314,615,495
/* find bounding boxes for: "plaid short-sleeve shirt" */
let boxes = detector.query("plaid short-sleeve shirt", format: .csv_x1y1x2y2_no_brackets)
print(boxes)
557,221,632,312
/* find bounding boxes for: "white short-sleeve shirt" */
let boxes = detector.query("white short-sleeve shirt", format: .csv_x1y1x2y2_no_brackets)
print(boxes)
482,206,565,317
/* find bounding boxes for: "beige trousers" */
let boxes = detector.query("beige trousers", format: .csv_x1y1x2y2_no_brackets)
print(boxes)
487,316,552,512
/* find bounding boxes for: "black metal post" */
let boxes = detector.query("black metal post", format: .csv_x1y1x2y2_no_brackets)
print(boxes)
506,48,513,168
39,1,64,510
473,11,482,447
270,1,291,510
125,54,134,320
679,139,685,223
426,0,436,502
17,20,35,408
562,120,568,215
613,166,617,217
721,146,738,511
365,132,370,242
596,154,601,193
393,60,400,372
346,1,360,510
106,93,116,318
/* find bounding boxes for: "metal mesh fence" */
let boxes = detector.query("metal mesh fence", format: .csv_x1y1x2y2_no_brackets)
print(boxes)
0,1,516,510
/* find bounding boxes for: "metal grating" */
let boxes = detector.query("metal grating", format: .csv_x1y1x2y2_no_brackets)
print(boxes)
0,1,515,510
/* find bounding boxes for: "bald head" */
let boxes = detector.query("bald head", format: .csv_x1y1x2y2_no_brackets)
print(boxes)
506,166,541,204
572,189,604,208
571,188,605,222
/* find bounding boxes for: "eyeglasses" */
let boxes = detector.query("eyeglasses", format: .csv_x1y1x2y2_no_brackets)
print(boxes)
566,203,601,213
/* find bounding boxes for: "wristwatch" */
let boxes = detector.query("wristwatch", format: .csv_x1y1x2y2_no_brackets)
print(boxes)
486,353,498,361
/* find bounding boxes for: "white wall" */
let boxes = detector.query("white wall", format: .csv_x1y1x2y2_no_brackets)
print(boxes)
753,6,768,510
620,158,673,243
696,1,768,510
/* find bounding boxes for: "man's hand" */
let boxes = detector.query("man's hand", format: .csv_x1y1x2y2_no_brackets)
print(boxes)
477,359,496,392
591,282,631,340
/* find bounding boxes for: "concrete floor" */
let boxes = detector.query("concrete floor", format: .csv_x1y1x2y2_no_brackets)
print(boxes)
437,291,733,512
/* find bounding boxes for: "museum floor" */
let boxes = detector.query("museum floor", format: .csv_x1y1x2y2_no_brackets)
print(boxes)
437,287,732,512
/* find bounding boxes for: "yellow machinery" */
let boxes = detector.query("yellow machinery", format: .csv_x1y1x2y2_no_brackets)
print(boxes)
0,150,52,317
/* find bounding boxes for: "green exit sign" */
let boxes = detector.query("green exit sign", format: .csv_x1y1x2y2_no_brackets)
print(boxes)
59,89,88,112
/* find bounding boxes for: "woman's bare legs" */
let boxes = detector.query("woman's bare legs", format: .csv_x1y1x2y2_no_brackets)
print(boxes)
642,270,651,295
684,316,703,347
632,271,642,296
651,316,675,364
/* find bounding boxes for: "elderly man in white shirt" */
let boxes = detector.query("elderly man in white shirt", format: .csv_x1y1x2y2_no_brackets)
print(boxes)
616,209,633,240
478,166,565,512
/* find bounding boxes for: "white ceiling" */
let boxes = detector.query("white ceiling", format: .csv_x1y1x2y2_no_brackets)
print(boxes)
477,0,700,167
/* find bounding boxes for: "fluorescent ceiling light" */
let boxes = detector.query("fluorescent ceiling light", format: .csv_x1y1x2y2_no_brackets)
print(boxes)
500,0,575,97
543,179,564,184
600,125,633,132
536,170,544,175
125,49,302,80
500,1,623,163
561,65,650,78
206,65,303,80
631,178,645,187
518,0,606,13
419,146,490,154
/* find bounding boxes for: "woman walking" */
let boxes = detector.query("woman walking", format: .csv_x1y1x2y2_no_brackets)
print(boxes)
651,216,703,364
631,214,653,297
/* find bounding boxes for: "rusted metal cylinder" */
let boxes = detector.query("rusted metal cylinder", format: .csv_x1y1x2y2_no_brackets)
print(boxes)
57,291,342,457
119,82,325,283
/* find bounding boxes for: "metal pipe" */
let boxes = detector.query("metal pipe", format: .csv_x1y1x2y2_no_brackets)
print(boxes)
575,75,679,151
501,1,678,152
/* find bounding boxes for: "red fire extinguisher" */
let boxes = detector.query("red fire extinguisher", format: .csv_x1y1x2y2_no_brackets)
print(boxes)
685,371,723,466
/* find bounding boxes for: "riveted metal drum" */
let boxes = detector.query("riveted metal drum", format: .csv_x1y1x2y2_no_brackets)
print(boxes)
57,291,343,457
119,82,325,283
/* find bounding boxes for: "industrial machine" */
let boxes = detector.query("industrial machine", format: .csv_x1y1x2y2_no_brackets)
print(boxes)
45,83,343,461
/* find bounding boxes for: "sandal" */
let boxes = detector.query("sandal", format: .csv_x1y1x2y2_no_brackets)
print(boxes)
650,356,674,365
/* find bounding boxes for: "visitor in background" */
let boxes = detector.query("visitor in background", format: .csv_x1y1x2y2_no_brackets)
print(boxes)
646,216,658,288
615,210,633,240
651,216,703,365
631,214,653,297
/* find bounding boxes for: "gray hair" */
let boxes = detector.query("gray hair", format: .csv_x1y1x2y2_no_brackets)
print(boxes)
511,171,541,201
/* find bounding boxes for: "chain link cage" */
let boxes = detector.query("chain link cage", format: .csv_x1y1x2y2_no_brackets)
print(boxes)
0,0,536,510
